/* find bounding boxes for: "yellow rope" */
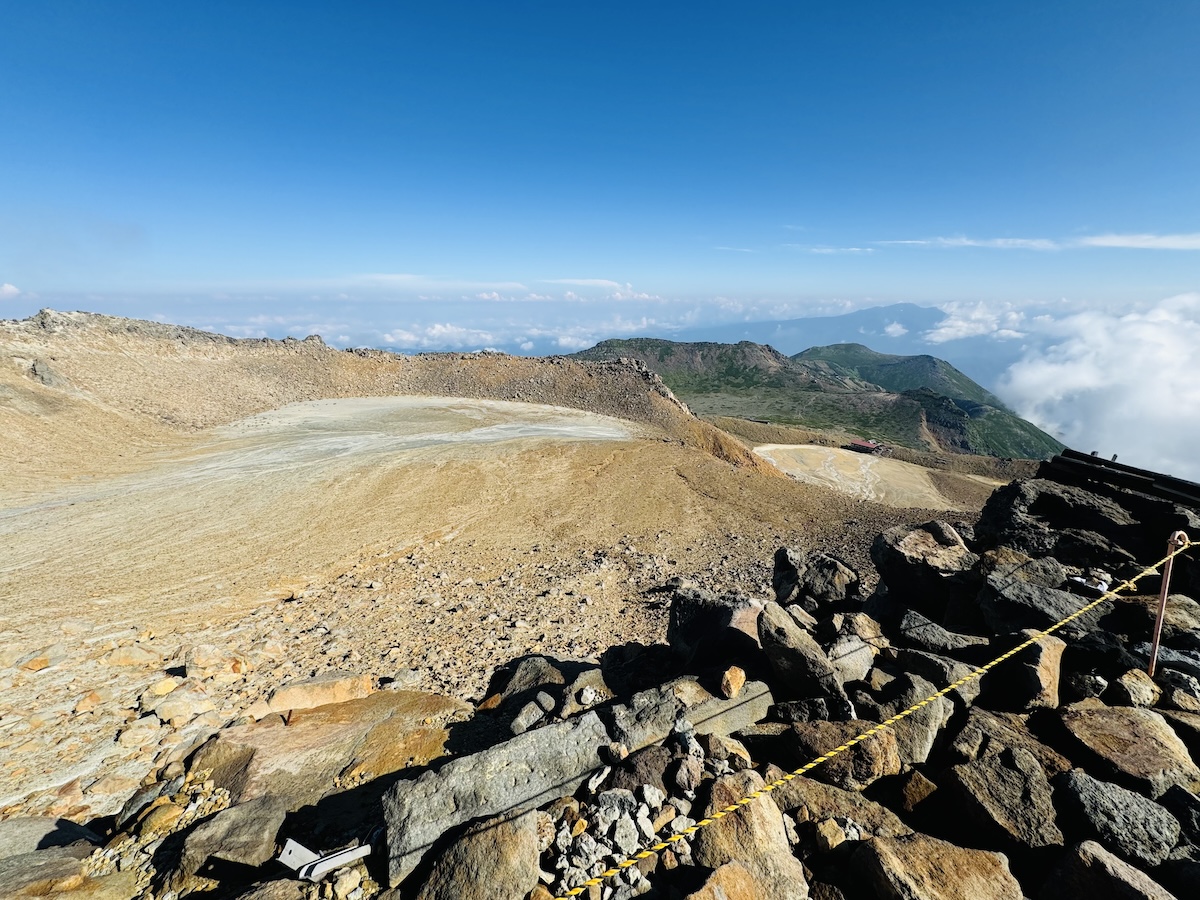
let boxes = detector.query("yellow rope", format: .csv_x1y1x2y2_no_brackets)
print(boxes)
552,539,1194,899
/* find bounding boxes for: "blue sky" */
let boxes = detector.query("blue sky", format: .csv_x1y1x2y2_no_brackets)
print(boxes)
2,2,1200,474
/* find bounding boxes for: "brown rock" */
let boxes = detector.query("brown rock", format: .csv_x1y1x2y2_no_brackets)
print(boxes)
73,690,105,714
763,765,912,838
191,690,469,810
684,861,760,900
899,770,938,813
853,832,1023,900
1061,703,1200,797
267,672,374,714
1000,630,1065,710
720,666,747,700
104,644,161,667
414,809,539,900
0,848,87,897
948,707,1073,777
1038,840,1176,900
942,747,1063,850
691,770,810,898
788,720,901,792
1106,669,1163,708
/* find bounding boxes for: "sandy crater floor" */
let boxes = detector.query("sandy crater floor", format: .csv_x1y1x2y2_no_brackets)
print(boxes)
1,397,639,637
753,443,1000,509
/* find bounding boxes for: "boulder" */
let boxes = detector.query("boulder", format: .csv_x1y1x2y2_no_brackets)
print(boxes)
758,602,847,703
384,711,610,885
886,648,982,706
1038,840,1176,900
787,720,901,792
691,770,810,898
413,810,540,900
190,690,469,811
979,547,1068,590
947,708,1073,778
603,676,773,752
266,672,374,714
894,608,989,659
172,796,288,885
982,630,1065,711
763,766,912,838
0,848,88,897
974,479,1140,568
863,672,954,767
0,817,101,859
1105,669,1162,708
1059,703,1200,798
852,832,1023,900
870,521,979,617
608,744,673,796
1053,769,1181,869
942,747,1064,851
773,548,860,612
683,861,761,900
667,587,762,664
1159,785,1200,846
976,574,1106,637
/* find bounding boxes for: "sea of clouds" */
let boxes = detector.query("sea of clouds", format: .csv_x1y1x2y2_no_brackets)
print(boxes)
3,285,1198,483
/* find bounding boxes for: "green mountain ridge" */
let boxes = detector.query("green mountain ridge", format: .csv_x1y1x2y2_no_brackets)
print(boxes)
572,337,1064,459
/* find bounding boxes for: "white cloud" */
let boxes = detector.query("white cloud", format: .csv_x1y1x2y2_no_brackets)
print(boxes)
713,246,754,253
475,291,503,301
923,301,1026,343
382,323,497,349
808,246,875,254
877,237,1058,250
0,283,20,298
555,335,594,350
1075,233,1200,250
997,293,1200,480
883,322,907,337
542,278,623,288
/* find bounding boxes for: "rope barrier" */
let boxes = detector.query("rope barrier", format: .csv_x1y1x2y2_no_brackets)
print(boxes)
552,537,1195,900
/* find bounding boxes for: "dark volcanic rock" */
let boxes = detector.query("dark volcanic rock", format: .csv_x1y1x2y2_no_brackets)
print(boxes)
1053,769,1181,868
976,574,1106,636
871,521,980,618
667,586,762,665
773,547,860,613
894,608,989,659
1159,785,1200,846
975,479,1139,568
758,602,848,703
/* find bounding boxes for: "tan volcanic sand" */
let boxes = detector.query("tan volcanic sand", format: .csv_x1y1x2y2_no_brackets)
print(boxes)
1,313,997,819
754,443,1001,510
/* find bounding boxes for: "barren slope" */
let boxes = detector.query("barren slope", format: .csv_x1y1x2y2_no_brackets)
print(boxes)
0,311,993,819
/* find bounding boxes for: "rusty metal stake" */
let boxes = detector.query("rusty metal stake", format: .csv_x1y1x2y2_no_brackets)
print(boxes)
1148,531,1190,678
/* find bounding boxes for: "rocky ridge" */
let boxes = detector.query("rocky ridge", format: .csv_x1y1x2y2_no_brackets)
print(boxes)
5,469,1200,899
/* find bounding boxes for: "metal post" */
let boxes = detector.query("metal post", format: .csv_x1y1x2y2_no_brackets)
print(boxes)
1148,531,1190,678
